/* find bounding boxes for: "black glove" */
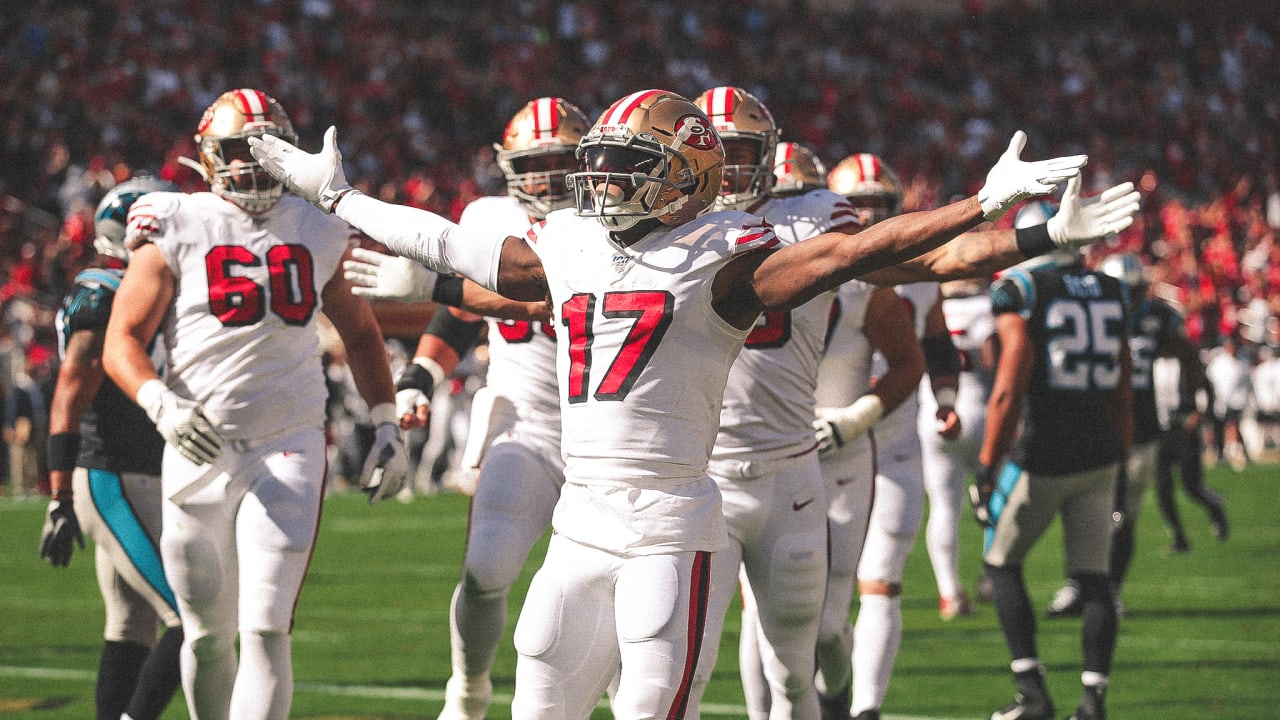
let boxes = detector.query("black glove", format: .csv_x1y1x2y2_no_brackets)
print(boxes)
39,500,84,567
969,465,997,528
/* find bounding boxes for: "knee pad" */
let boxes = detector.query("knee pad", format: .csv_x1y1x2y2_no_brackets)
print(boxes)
764,532,827,625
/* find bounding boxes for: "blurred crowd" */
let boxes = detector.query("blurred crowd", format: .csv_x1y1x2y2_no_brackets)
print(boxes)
2,0,1279,492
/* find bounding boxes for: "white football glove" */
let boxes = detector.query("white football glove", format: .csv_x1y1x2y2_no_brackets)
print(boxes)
248,126,354,213
1047,176,1142,249
343,247,440,302
813,395,885,458
137,379,223,465
978,131,1088,221
359,404,411,505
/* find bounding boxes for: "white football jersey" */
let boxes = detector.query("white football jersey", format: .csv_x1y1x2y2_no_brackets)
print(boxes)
815,279,877,409
873,281,940,449
459,196,560,445
129,192,354,440
530,209,776,553
918,292,996,421
714,190,856,461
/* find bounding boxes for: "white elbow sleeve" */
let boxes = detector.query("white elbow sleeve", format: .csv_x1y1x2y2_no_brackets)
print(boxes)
336,192,503,292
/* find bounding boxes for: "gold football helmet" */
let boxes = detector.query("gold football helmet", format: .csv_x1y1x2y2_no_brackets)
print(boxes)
496,97,591,219
194,88,296,214
569,89,724,231
771,142,828,196
828,153,904,224
693,86,778,210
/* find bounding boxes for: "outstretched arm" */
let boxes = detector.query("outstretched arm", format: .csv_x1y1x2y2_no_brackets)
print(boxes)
861,175,1141,286
249,127,550,302
736,132,1090,324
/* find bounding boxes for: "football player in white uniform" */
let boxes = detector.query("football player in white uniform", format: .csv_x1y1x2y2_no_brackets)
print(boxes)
343,97,586,720
252,88,1137,720
103,89,409,720
685,87,909,720
919,277,998,616
40,177,185,720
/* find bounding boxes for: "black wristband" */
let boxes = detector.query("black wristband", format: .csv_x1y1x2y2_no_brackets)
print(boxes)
47,432,82,473
922,333,962,378
431,275,466,308
1015,223,1055,258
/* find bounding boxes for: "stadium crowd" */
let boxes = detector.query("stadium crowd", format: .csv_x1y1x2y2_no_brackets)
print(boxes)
2,0,1279,494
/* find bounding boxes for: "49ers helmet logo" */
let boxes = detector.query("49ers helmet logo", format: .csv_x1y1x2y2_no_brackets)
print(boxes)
675,114,718,150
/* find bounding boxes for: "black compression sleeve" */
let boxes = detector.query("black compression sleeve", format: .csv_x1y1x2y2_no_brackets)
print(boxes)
431,275,466,308
425,307,485,359
922,333,962,378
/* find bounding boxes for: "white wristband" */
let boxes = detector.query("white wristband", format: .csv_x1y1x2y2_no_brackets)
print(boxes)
934,387,958,408
135,378,168,422
336,193,503,292
369,402,398,427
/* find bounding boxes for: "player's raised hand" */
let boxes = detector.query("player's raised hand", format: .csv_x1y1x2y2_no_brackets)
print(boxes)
344,247,440,302
1047,176,1142,249
249,126,354,213
978,131,1087,221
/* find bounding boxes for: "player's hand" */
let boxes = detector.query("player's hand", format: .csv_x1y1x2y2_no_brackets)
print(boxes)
969,464,997,528
248,126,353,213
39,500,84,568
813,395,885,458
343,248,440,302
978,131,1087,221
395,359,440,429
935,406,962,440
1047,176,1141,249
138,380,222,465
360,417,411,505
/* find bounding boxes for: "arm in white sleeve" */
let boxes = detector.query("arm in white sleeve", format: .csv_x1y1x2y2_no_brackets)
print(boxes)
335,192,504,293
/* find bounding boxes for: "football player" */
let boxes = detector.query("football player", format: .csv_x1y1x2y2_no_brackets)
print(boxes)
682,88,923,720
811,154,963,720
974,203,1133,720
1045,251,1221,618
40,176,185,720
103,89,409,720
251,88,1137,720
343,97,584,720
918,276,998,617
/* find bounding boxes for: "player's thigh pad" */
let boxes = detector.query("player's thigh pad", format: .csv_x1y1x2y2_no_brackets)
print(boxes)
466,438,563,593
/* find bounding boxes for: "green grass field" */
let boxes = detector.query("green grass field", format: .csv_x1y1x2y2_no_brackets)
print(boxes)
2,462,1277,719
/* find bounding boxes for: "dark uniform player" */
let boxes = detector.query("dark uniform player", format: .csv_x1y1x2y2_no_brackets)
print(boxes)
1046,252,1222,617
974,239,1132,720
39,177,184,720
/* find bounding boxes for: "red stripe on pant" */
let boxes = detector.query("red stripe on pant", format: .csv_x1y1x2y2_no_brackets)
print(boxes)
666,550,711,720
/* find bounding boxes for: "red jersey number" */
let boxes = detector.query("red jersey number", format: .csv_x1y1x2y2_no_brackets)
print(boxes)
562,290,674,403
206,244,318,327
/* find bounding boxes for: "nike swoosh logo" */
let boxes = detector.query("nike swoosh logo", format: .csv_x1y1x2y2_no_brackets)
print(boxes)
835,478,854,486
793,498,815,511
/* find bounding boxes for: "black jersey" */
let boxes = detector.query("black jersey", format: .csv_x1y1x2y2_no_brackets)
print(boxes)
1128,296,1186,444
990,262,1128,475
56,268,164,474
